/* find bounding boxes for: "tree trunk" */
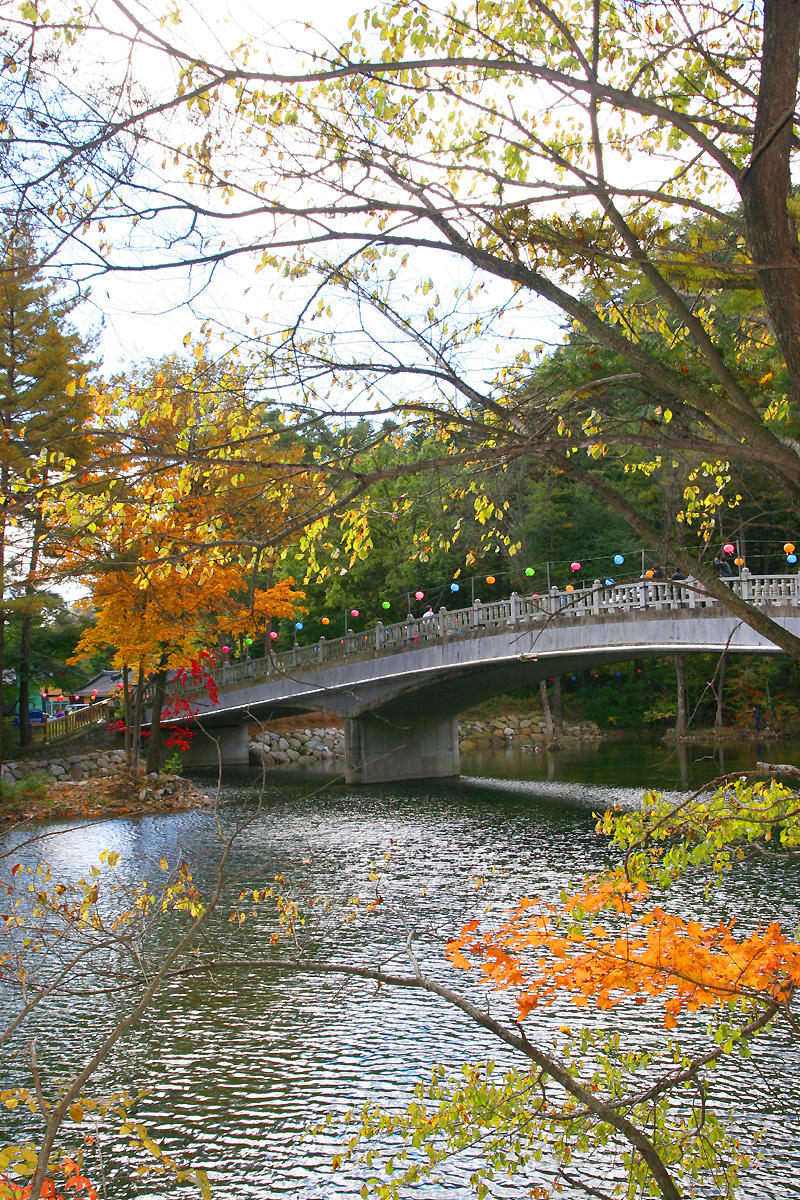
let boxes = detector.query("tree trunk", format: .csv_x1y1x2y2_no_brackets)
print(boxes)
674,654,687,739
132,664,144,775
18,492,46,749
18,607,31,747
715,653,727,732
0,462,7,767
122,663,132,768
0,528,4,768
552,675,563,736
145,666,168,774
539,679,554,741
740,0,800,408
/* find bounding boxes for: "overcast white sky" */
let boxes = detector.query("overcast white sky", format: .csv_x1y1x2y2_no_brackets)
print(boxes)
59,0,566,390
69,0,376,368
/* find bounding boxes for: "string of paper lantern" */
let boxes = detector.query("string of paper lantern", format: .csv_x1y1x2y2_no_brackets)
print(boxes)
267,539,800,645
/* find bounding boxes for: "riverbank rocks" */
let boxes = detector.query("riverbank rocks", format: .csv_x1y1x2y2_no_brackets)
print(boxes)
458,712,602,753
1,748,127,785
0,760,215,826
249,725,345,768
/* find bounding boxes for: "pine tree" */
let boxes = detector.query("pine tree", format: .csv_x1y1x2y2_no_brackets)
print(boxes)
0,222,93,756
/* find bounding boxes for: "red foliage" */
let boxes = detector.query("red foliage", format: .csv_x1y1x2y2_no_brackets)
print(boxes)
1,1162,98,1200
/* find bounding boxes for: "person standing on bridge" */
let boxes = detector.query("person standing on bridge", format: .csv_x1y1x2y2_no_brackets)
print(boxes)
713,551,734,579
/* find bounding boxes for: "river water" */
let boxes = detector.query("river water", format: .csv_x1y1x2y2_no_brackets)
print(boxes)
1,739,799,1199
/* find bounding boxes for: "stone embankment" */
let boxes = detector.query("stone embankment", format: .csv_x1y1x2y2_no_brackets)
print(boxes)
247,711,602,769
249,724,345,768
1,748,127,784
458,712,602,752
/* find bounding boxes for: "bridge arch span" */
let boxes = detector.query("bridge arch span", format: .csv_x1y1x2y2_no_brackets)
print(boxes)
159,582,800,781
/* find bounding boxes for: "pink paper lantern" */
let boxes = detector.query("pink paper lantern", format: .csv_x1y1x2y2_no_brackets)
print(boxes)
723,542,735,555
222,645,230,653
570,561,580,571
351,609,359,617
269,631,278,640
415,590,424,600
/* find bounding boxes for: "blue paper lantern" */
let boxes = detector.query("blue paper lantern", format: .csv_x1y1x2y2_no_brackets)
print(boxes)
295,622,303,631
613,553,624,565
450,582,460,592
605,577,615,586
789,554,798,565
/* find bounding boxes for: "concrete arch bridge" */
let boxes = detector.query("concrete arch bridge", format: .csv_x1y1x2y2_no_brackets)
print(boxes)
155,572,800,784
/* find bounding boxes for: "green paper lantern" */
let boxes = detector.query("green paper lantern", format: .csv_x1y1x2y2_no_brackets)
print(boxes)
382,601,391,609
245,637,253,645
525,567,535,576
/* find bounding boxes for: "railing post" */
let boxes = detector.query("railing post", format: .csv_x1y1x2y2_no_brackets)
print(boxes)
740,567,752,602
345,629,354,653
592,580,601,615
473,599,482,628
375,621,384,651
549,586,560,615
438,606,447,637
509,592,519,625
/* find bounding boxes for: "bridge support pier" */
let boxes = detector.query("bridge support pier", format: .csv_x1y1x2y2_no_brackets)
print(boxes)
180,724,250,770
344,712,460,784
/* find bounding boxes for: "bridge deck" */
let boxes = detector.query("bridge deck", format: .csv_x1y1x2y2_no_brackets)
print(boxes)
157,572,800,726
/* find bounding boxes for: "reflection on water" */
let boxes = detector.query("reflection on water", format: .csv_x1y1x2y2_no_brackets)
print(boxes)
1,740,799,1199
461,734,800,791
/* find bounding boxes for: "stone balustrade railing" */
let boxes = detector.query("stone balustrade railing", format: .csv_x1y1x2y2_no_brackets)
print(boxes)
157,569,800,701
